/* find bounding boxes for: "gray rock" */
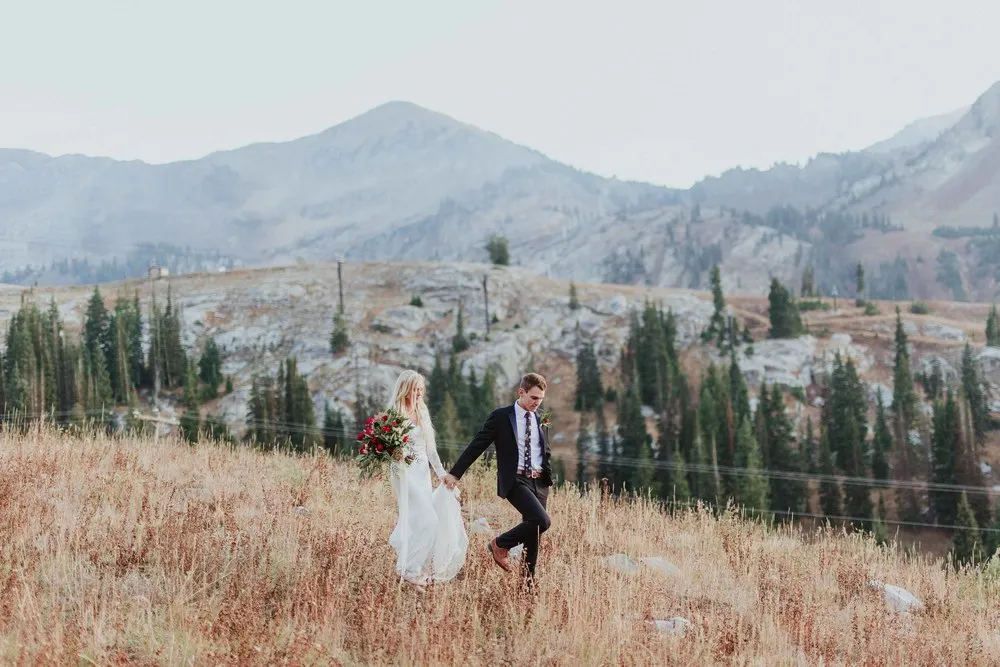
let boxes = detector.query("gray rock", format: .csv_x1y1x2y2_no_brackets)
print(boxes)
639,556,681,576
602,554,640,575
647,617,691,637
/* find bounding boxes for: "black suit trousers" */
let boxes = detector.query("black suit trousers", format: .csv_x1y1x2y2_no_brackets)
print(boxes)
495,475,551,575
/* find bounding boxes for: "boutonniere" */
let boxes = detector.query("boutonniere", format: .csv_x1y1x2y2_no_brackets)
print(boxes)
539,409,552,430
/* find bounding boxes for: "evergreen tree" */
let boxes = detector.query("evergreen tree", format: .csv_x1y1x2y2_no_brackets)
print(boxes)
843,413,874,531
569,282,580,310
871,392,892,484
804,417,818,474
800,265,815,298
703,264,728,349
436,392,463,462
855,263,865,304
872,492,890,545
179,362,201,444
984,499,1000,560
330,313,350,355
594,406,613,490
617,386,652,494
960,343,987,447
198,338,223,399
986,304,1000,347
762,386,806,514
322,401,347,457
574,341,604,412
767,278,803,339
426,353,448,419
452,302,470,353
735,416,769,517
891,307,918,432
575,411,593,489
818,428,843,519
952,492,985,567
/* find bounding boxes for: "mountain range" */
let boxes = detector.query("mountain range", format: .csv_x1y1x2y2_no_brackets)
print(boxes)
2,81,1000,300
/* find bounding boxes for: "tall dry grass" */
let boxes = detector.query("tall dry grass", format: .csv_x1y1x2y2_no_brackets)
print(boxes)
0,427,997,665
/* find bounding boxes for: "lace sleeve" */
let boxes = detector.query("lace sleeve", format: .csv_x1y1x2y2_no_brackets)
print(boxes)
425,428,447,480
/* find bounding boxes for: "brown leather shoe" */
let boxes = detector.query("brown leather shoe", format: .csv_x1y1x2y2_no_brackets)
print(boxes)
487,538,512,572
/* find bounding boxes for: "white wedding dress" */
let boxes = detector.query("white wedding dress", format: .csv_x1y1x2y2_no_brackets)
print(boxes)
388,424,468,583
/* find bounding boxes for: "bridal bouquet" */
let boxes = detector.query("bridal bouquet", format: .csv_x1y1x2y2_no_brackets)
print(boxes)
355,407,415,478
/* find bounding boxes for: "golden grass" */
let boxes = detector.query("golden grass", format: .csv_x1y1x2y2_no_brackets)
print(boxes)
0,428,998,665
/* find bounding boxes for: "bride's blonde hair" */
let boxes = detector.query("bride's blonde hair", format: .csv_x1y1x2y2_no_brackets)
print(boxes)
390,370,437,449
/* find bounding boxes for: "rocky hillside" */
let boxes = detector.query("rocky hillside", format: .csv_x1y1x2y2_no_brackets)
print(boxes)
1,261,998,483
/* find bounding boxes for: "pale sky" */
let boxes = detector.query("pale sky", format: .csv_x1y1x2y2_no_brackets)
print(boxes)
2,0,999,188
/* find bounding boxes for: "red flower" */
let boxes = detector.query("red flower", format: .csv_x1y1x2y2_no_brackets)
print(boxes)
402,436,408,443
382,415,389,422
360,446,368,455
375,443,384,452
365,428,373,436
366,417,375,426
393,420,399,426
356,433,365,441
382,426,391,433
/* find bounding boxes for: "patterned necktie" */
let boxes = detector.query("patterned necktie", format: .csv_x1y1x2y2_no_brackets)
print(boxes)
524,411,532,473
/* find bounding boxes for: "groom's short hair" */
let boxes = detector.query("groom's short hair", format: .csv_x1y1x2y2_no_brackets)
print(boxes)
520,373,547,392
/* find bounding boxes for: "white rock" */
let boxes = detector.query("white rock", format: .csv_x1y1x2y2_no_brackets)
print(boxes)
469,518,493,534
870,580,924,613
980,461,993,476
647,617,691,637
639,556,681,576
509,544,524,561
294,506,311,516
602,554,640,574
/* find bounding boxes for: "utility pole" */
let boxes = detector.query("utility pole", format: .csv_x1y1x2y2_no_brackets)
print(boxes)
482,275,490,336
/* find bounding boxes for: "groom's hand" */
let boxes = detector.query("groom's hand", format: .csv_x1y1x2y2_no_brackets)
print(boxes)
442,473,458,490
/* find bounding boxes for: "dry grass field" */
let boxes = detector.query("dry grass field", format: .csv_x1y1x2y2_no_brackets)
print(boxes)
0,427,998,665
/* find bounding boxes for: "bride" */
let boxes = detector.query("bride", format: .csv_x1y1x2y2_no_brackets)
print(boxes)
387,370,468,588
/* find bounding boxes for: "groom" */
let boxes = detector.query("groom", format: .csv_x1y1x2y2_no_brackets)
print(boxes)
442,372,552,582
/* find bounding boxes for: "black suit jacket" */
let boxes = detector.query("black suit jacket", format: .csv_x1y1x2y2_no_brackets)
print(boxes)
449,404,552,497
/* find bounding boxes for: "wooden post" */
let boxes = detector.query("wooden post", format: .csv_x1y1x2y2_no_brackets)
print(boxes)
482,275,490,336
337,260,345,315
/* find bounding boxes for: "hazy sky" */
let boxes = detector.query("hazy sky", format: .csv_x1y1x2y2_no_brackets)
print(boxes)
2,0,999,188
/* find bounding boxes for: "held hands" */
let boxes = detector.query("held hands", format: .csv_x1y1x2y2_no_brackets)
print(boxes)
441,473,459,490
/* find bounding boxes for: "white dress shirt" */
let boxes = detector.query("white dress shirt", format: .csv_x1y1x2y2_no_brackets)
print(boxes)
513,401,543,472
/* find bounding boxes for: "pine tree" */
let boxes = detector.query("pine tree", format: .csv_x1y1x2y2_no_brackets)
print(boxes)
952,492,985,567
427,353,448,419
437,392,463,462
855,263,865,305
575,411,593,489
703,264,728,349
984,498,1000,560
872,492,890,545
843,412,874,531
960,343,987,447
800,265,815,298
179,362,201,444
764,386,806,514
594,406,613,490
891,307,918,432
617,386,652,495
452,302,470,353
735,416,769,518
569,282,580,310
767,278,803,339
986,304,1000,347
198,338,223,400
818,428,843,519
330,313,350,355
322,401,347,457
574,341,604,412
871,392,892,484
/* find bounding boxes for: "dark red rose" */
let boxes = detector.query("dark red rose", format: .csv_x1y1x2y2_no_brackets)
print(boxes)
382,415,389,422
375,443,384,452
365,428,373,436
402,436,408,443
360,446,368,455
356,433,365,441
383,426,391,433
365,417,375,426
